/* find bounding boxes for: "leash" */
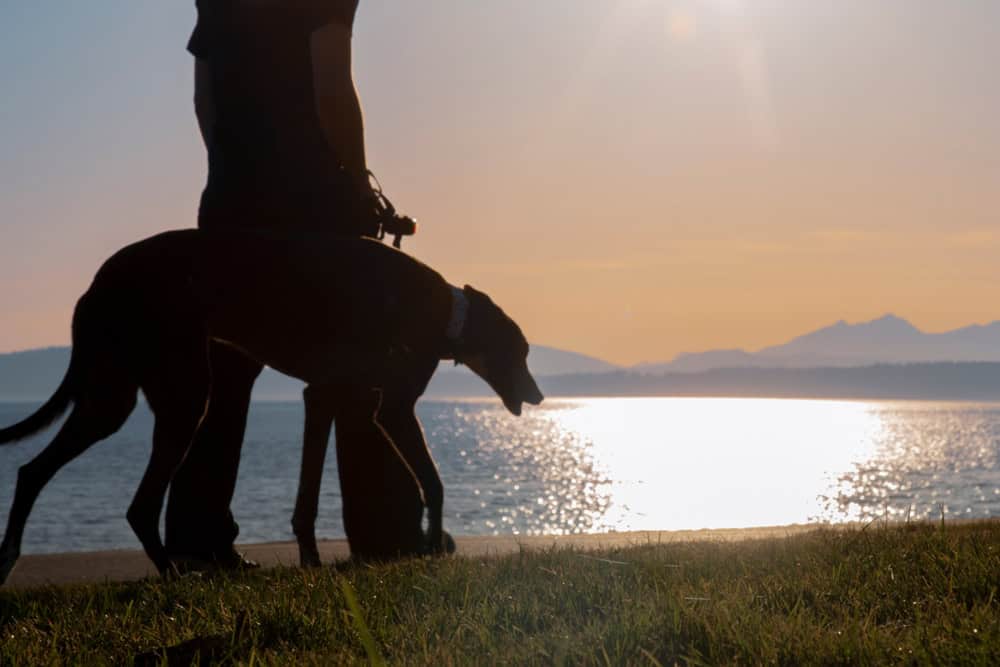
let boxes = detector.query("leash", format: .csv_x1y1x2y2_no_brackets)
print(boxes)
368,171,417,249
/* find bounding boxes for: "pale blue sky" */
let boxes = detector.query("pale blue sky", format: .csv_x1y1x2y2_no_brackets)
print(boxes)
2,1,999,364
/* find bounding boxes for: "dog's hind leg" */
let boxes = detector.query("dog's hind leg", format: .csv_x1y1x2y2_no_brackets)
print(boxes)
292,385,336,568
0,385,137,585
130,353,210,576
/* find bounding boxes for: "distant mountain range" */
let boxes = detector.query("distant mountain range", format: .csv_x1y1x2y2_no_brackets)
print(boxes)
634,314,1000,373
3,315,1000,401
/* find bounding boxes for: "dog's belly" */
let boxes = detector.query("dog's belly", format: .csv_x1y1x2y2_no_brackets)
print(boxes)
202,287,415,390
210,329,388,388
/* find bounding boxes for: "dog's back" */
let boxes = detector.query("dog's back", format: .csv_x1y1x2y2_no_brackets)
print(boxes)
95,230,454,389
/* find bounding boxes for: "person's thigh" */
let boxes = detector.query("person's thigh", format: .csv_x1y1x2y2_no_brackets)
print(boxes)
186,342,263,472
164,343,263,554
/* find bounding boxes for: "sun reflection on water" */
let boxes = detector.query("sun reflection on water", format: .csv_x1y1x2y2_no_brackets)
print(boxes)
544,397,883,531
428,398,1000,536
819,402,1000,523
2,398,998,553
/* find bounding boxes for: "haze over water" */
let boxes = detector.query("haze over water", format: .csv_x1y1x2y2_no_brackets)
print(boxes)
1,397,997,555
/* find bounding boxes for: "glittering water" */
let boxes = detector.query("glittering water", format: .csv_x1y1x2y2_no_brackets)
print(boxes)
1,398,998,554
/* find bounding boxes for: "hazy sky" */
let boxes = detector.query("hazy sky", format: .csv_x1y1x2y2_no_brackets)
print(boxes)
1,1,998,365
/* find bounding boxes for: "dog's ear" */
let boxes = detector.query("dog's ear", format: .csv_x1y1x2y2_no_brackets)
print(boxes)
462,284,491,305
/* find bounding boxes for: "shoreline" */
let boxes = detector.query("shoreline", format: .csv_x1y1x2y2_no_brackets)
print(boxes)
5,524,820,589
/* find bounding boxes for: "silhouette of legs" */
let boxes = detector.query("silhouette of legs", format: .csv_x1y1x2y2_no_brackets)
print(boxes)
331,385,426,560
164,342,262,562
132,345,212,575
292,385,336,567
377,387,449,553
0,365,137,585
376,357,454,553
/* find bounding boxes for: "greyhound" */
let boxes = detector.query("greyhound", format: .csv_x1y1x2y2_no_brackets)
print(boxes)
0,229,543,584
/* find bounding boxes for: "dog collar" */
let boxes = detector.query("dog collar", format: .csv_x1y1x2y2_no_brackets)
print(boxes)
446,285,469,342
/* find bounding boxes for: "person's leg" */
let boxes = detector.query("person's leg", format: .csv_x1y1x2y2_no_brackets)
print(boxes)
164,342,262,564
333,386,426,560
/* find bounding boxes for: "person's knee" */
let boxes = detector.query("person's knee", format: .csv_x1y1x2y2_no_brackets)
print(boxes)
330,386,381,421
210,342,263,380
202,352,261,423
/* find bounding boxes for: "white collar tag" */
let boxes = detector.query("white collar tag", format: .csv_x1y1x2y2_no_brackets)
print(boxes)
446,285,469,341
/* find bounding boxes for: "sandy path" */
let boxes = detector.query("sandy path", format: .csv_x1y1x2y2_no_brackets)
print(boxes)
3,525,821,589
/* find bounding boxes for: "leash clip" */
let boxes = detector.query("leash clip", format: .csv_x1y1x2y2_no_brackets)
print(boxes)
368,170,417,249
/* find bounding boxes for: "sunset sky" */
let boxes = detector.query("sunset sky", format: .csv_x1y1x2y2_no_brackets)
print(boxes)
1,1,998,366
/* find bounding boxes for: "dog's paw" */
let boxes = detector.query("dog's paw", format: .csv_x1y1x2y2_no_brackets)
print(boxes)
424,530,456,556
299,551,322,569
297,537,322,569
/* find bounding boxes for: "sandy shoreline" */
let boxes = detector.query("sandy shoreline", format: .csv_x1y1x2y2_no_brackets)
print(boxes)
4,524,821,589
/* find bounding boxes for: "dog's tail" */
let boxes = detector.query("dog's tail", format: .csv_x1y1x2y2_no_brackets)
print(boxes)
0,351,77,445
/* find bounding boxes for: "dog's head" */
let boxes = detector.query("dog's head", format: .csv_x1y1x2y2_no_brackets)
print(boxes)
453,285,544,416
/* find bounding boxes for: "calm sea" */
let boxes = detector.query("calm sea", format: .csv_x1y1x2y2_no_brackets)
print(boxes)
1,398,998,555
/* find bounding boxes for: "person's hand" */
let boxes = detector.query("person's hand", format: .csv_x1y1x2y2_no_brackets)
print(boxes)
351,170,379,207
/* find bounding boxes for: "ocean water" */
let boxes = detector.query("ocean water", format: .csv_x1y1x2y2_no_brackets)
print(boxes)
1,398,998,555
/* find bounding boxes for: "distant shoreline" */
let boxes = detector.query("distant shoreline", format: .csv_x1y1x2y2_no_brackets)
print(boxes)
4,393,1000,404
4,355,1000,403
425,361,1000,403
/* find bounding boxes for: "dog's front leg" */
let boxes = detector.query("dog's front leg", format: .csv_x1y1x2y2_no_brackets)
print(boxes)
292,385,335,568
378,394,450,554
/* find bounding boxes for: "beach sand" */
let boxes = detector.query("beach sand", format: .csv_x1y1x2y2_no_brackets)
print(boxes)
5,524,818,589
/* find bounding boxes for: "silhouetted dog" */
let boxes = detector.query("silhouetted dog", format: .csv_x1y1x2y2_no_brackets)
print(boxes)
0,230,542,584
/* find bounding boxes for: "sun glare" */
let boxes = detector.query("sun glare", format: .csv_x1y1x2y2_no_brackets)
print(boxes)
667,9,698,42
542,398,884,530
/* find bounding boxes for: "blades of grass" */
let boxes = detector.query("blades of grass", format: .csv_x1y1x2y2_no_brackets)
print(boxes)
340,579,386,667
578,555,631,566
639,647,665,666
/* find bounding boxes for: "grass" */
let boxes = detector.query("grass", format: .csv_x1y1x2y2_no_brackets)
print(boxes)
1,522,999,665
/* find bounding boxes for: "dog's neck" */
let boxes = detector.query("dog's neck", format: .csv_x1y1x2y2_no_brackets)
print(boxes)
446,285,469,343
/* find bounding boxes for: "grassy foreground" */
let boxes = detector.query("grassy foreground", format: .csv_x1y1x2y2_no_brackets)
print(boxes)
1,523,999,665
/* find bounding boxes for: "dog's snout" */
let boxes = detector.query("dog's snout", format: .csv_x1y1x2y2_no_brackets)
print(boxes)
519,370,543,405
527,387,544,406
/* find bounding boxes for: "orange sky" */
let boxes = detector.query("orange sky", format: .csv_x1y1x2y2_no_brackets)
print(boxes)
1,2,998,366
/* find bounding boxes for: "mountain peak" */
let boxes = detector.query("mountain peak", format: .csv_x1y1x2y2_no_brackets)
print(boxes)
872,313,910,324
772,313,923,350
865,314,921,333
